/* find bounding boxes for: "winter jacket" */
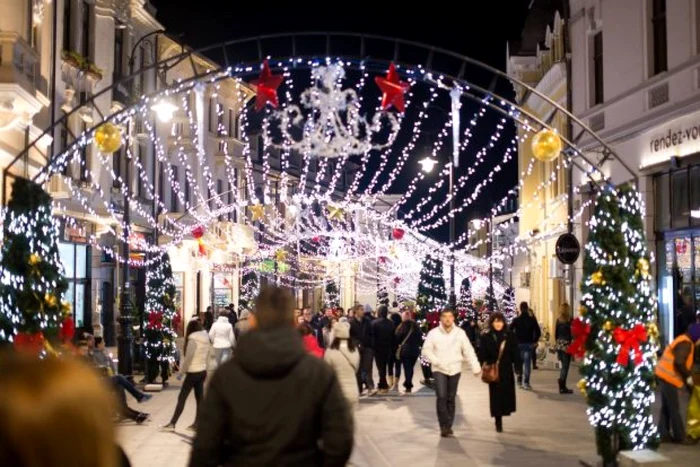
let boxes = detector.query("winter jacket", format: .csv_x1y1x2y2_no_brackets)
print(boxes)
189,327,354,467
209,317,236,349
389,312,402,329
91,349,116,375
357,316,373,349
555,319,572,344
394,320,423,358
371,317,395,356
235,312,251,339
349,318,363,347
181,331,211,374
303,334,324,358
480,329,521,418
324,342,360,406
511,312,541,345
422,324,480,376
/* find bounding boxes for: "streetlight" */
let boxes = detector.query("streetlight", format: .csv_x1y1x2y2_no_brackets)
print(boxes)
151,98,177,123
418,156,439,173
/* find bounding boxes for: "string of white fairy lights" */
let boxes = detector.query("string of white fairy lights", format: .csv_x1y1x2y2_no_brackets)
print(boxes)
35,58,587,290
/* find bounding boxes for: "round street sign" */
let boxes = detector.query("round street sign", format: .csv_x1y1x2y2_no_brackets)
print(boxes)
556,233,581,265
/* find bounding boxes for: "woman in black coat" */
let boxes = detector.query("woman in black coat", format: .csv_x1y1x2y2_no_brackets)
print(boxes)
479,311,522,432
394,311,424,393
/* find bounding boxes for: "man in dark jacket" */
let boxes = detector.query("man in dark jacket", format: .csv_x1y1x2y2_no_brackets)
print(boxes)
303,308,326,349
372,306,396,394
510,302,541,390
189,287,353,467
351,304,376,395
226,303,238,328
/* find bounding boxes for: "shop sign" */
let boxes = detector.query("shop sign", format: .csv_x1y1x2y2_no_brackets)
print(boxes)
63,218,91,243
555,233,581,265
212,263,237,273
128,232,147,251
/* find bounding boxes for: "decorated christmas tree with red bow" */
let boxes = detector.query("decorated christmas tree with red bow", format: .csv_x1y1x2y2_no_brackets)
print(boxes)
574,184,659,462
143,252,178,384
0,178,69,354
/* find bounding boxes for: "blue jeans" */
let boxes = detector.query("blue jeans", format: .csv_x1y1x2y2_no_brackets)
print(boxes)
518,344,534,385
112,375,144,402
401,355,418,390
433,372,461,429
557,350,571,382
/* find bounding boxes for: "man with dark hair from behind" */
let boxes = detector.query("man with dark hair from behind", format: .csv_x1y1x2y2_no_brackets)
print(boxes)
189,286,353,467
372,305,395,394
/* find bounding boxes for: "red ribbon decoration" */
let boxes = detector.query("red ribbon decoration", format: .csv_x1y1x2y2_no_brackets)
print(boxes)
14,332,45,354
613,324,648,366
59,316,75,342
147,311,163,330
566,318,591,359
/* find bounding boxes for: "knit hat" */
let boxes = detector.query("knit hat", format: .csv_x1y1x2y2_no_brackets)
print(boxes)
333,321,350,339
689,323,700,343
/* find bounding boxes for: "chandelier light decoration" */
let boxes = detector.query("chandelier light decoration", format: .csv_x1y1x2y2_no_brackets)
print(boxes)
263,64,401,158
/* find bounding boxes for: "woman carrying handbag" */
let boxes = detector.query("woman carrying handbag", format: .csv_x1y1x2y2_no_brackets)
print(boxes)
479,311,522,433
394,311,423,394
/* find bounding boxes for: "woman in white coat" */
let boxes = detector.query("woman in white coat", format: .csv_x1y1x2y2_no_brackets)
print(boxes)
162,319,210,432
209,313,236,366
324,321,361,410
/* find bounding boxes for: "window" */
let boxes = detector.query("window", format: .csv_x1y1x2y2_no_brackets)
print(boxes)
114,27,124,80
80,122,89,181
171,165,179,212
185,177,191,207
208,98,216,133
28,0,39,50
139,47,147,94
651,0,667,76
655,173,671,231
63,0,72,51
691,166,700,226
672,171,689,229
113,147,122,189
158,162,164,206
137,143,147,197
228,108,234,137
58,243,90,328
592,32,604,105
227,180,234,222
81,0,91,59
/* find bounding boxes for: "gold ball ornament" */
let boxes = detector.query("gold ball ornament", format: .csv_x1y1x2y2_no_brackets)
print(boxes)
94,122,122,154
531,128,562,162
61,301,72,314
44,293,58,308
28,253,41,266
577,378,587,396
637,258,651,278
590,270,605,286
579,305,587,316
646,322,659,341
603,321,614,332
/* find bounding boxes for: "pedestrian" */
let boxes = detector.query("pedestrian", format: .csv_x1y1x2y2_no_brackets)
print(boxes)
388,303,403,389
422,308,481,437
91,337,153,403
303,308,325,349
162,319,211,432
655,322,700,444
372,305,395,394
554,303,574,394
352,304,376,395
0,354,128,467
510,302,540,390
203,306,214,332
395,310,423,393
299,323,324,358
324,321,361,410
322,317,337,348
235,310,251,338
189,286,354,466
226,303,238,327
209,312,236,366
480,311,522,433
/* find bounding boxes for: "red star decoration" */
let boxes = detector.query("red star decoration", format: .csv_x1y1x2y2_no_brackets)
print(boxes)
375,63,410,113
252,60,283,111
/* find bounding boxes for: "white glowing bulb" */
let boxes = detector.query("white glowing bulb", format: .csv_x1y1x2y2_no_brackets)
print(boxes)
418,156,439,173
151,99,178,123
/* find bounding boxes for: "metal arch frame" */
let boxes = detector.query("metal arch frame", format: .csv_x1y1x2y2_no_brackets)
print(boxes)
5,32,635,200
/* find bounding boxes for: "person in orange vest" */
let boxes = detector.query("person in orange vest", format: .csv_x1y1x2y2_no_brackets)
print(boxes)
655,323,700,444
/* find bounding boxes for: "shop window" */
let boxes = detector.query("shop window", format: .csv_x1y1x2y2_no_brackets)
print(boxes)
651,0,667,76
59,243,90,329
672,171,689,229
655,173,670,231
691,166,700,226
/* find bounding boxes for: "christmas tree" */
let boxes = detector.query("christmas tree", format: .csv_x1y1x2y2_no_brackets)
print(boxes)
415,255,447,333
238,267,259,316
325,280,340,309
456,278,477,325
377,282,390,309
483,283,498,316
0,178,69,352
501,286,516,323
143,252,178,383
573,185,659,462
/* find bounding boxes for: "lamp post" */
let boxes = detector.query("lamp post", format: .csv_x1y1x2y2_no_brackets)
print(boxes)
116,29,166,377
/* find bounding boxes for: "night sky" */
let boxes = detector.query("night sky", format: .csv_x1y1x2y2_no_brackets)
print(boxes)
150,0,533,241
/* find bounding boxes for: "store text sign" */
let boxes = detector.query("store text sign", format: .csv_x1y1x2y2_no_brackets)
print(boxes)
649,125,700,154
641,111,700,168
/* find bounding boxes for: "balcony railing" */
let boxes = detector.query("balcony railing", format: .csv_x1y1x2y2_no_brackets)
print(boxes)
0,32,47,96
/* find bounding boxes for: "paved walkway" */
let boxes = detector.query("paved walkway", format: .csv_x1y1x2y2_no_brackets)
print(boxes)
119,363,698,466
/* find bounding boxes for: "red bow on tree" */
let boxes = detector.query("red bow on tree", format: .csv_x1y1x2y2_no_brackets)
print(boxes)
14,332,45,354
613,324,648,366
59,316,75,343
426,311,440,329
147,311,164,330
566,318,591,359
